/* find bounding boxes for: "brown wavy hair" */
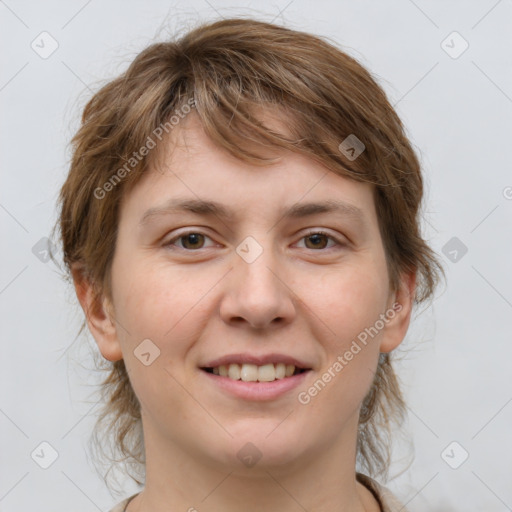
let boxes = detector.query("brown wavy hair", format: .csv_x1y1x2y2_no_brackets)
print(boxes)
52,16,445,493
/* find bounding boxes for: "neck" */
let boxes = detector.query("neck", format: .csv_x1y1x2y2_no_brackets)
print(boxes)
127,414,378,512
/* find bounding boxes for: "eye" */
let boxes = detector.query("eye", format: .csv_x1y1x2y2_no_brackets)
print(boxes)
297,230,344,250
164,231,215,251
163,229,345,252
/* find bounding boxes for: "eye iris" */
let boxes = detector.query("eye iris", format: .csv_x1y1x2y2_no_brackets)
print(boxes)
306,233,328,249
182,233,204,249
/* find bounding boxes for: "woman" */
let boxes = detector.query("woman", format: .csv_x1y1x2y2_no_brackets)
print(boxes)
54,17,444,512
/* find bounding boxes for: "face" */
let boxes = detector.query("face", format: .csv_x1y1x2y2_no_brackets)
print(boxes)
87,111,414,472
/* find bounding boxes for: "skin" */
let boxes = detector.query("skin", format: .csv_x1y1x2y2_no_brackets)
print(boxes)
73,110,415,512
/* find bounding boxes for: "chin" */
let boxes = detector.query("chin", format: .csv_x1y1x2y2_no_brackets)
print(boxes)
204,424,310,471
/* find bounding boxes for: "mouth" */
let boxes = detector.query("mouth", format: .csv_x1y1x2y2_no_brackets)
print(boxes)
201,363,311,382
200,363,312,401
199,354,314,400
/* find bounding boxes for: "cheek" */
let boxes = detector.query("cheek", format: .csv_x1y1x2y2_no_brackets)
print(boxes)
113,258,215,352
298,263,386,406
309,259,389,344
111,262,205,418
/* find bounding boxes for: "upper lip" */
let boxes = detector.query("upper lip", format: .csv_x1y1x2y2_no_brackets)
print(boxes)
201,353,313,370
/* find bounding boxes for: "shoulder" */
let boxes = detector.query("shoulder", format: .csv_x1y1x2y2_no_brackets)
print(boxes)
108,493,140,512
356,473,409,512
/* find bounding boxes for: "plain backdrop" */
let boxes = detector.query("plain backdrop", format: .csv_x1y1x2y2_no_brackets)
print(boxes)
1,1,511,511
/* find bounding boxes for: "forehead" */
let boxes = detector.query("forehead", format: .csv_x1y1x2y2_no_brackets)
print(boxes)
121,110,377,228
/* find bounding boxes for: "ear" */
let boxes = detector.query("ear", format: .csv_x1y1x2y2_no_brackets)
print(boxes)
379,269,417,353
71,263,123,362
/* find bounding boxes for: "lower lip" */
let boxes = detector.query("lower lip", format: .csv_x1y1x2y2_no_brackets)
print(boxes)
201,369,311,401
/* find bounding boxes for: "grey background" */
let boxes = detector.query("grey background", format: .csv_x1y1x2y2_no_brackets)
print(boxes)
1,0,511,510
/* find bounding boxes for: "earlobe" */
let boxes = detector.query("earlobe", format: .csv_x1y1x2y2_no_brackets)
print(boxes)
379,270,417,353
71,264,124,362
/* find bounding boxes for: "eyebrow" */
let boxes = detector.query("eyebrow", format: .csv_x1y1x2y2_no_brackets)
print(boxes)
139,197,367,227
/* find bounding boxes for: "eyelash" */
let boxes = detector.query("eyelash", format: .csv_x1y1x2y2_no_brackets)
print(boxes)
163,230,345,252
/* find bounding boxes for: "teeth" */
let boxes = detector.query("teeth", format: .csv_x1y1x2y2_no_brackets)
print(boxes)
258,363,276,382
211,363,300,382
228,363,241,380
275,363,286,379
241,363,258,382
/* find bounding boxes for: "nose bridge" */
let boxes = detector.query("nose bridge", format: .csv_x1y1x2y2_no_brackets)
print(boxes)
236,233,282,296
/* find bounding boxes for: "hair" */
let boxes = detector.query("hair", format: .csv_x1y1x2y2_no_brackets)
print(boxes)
52,16,445,492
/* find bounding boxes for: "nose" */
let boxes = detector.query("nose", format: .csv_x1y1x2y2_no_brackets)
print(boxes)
219,241,296,330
